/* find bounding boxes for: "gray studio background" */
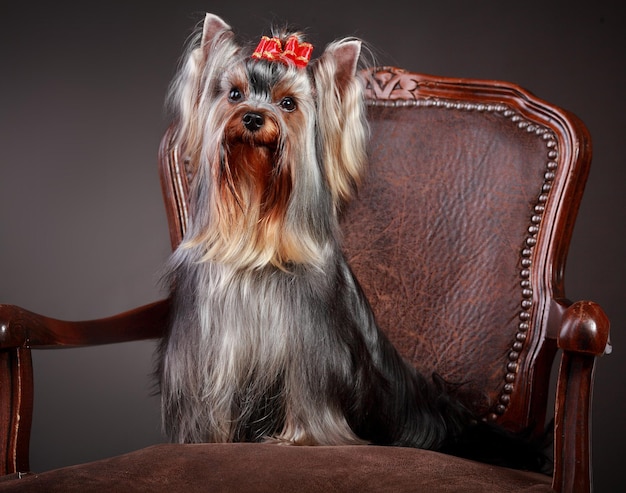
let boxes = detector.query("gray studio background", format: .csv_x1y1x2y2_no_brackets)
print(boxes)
1,1,623,490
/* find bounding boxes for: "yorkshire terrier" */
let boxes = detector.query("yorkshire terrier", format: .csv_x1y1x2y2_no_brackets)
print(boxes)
157,13,545,471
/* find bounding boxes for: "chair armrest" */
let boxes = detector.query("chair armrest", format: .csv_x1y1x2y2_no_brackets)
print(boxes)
552,300,610,493
0,299,170,349
0,299,170,475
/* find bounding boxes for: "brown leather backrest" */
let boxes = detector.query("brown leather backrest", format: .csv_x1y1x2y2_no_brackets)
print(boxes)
158,67,592,436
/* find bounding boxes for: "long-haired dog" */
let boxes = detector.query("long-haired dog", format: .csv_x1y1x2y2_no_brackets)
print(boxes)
157,13,545,470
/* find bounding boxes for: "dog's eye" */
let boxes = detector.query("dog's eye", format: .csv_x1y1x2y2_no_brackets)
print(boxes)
279,97,296,112
228,88,243,102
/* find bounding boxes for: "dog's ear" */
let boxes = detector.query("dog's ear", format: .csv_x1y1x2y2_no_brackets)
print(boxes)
322,39,362,91
313,38,367,209
168,13,237,173
200,13,232,57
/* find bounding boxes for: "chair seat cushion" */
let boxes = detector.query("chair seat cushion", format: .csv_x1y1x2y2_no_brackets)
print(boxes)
0,443,553,492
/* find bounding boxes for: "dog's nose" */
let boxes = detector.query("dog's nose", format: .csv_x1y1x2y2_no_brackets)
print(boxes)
243,112,264,132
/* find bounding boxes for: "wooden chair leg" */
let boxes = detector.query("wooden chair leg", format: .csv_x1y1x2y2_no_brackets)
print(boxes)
552,352,595,492
553,301,610,493
0,348,33,475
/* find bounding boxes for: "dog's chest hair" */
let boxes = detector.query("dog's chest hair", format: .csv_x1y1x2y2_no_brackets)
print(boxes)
197,264,295,376
188,258,336,397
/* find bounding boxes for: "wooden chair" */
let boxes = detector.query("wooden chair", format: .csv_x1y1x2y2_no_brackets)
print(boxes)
0,66,610,492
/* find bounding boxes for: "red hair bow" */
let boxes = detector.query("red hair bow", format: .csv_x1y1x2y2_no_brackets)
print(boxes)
252,35,313,68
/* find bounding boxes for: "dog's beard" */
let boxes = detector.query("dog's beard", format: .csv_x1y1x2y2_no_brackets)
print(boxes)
219,107,291,226
182,92,332,271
